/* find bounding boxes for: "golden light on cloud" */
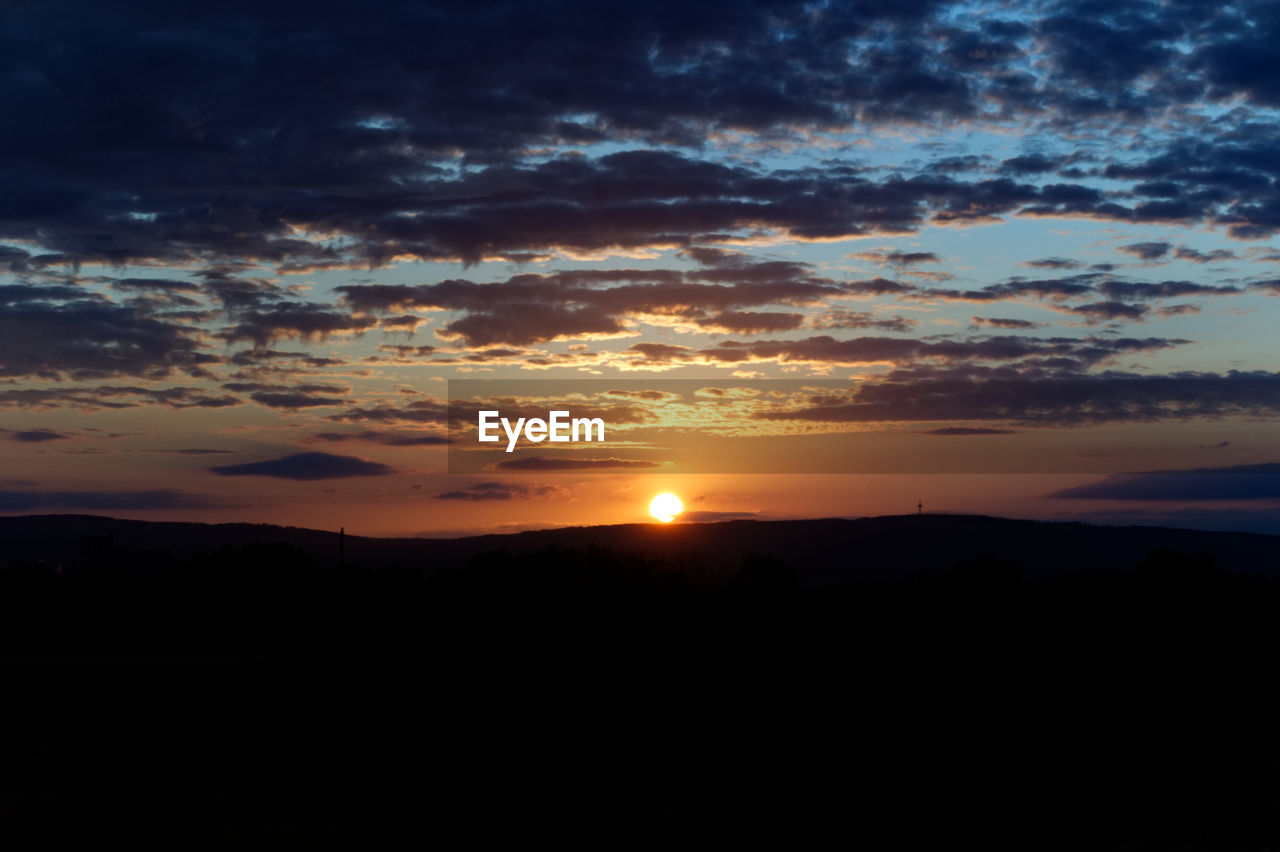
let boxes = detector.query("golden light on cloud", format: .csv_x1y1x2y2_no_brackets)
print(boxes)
649,492,683,523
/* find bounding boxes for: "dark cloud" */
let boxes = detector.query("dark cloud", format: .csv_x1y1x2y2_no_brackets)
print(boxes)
338,262,850,345
2,0,1280,275
3,428,70,443
1155,304,1202,318
695,311,806,334
1099,125,1280,240
1050,464,1280,501
0,289,217,380
246,393,348,410
812,311,918,333
221,383,351,410
310,431,448,447
922,274,1102,303
491,456,663,471
1055,301,1150,323
845,277,918,296
848,250,940,266
1097,281,1241,300
222,305,379,346
1117,242,1172,261
971,317,1043,330
433,481,561,501
147,448,237,455
1001,155,1061,174
2,0,1280,475
109,278,201,293
922,427,1016,436
330,399,449,426
0,489,235,511
209,452,396,480
626,333,1183,369
1023,258,1084,270
753,368,1280,427
1174,246,1236,264
0,385,241,412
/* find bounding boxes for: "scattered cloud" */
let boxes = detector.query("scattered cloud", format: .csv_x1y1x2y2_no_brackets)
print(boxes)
432,481,564,501
490,456,663,471
922,427,1017,436
2,428,70,443
209,452,396,480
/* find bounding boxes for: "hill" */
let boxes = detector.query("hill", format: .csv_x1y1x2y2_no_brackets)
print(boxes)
1,512,1278,583
4,511,1280,847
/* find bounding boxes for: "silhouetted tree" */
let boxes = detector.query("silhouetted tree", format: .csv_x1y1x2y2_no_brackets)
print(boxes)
732,554,795,592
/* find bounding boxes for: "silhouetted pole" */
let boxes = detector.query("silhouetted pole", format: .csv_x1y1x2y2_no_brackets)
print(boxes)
339,527,345,567
917,500,923,515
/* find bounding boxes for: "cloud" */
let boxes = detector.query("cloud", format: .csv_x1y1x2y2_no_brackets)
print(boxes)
147,448,237,455
1055,301,1149,323
848,250,941,266
0,290,218,380
337,261,849,346
1001,155,1061,174
310,430,448,447
812,310,919,332
3,0,1280,462
209,452,396,480
1155,304,1201,318
491,456,663,471
1174,246,1236,264
5,1,1280,277
680,510,761,522
752,368,1280,427
3,428,70,443
0,489,236,511
1117,241,1172,261
432,481,562,501
625,333,1185,370
1097,281,1241,300
222,304,380,346
695,311,806,334
246,393,348,409
1050,464,1280,501
329,399,449,425
922,427,1016,436
922,274,1102,303
1023,258,1083,270
971,317,1043,330
0,386,241,412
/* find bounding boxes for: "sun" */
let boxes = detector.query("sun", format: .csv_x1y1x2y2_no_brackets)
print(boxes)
649,492,683,523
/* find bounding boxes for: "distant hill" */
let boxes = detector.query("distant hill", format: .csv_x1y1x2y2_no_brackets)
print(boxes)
2,513,1278,584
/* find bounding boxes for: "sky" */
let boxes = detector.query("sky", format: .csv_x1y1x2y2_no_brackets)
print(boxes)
3,0,1280,536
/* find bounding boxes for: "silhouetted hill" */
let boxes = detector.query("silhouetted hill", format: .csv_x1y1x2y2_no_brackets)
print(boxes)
2,512,1278,583
5,511,1280,848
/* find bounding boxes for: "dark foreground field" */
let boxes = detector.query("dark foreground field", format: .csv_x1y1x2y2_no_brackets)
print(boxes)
2,515,1280,848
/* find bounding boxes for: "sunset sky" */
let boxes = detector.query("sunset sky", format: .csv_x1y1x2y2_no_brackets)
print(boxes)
3,0,1280,535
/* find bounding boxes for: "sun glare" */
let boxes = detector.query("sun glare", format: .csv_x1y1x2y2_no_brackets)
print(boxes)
649,492,683,523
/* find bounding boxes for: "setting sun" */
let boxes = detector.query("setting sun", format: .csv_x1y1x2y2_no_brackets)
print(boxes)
649,493,684,523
